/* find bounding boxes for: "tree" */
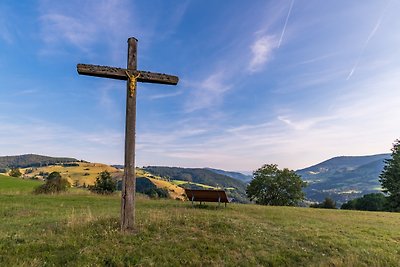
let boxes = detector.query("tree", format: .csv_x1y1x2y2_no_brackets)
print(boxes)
89,171,116,194
34,171,70,194
341,193,387,211
47,171,62,181
9,168,22,177
310,197,336,209
379,139,400,211
246,164,306,206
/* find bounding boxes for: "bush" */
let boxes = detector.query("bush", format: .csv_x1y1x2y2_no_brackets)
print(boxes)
144,188,169,198
89,171,116,194
34,171,70,194
310,197,336,209
9,168,22,177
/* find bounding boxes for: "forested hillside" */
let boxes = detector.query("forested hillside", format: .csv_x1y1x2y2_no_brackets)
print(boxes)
0,154,77,169
297,154,390,204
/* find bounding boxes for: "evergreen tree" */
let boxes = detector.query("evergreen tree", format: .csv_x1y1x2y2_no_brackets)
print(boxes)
379,139,400,211
90,171,116,194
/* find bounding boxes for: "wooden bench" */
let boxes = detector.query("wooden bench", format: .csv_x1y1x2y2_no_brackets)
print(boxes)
184,189,230,207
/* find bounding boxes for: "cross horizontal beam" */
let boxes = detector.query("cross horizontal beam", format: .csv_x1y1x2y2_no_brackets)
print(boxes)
77,64,179,85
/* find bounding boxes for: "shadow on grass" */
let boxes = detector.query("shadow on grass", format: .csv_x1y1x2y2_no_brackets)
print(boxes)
188,203,228,210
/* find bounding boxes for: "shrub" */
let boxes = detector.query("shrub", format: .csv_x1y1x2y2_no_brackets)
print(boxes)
34,171,70,194
9,168,22,177
144,188,169,198
310,197,336,209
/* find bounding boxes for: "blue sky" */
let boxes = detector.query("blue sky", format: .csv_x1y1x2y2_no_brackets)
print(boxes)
1,0,399,171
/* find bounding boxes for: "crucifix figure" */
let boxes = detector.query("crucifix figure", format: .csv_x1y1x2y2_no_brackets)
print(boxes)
77,37,179,232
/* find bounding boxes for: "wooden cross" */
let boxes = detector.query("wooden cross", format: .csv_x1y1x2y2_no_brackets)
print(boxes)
77,37,179,232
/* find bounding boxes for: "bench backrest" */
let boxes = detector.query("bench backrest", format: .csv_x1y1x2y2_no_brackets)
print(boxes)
185,189,229,203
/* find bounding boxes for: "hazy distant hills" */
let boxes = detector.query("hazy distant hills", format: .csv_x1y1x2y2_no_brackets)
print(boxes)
296,154,390,204
205,168,252,183
0,154,77,169
1,153,392,205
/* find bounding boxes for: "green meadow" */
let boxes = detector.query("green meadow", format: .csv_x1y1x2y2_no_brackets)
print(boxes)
1,174,400,266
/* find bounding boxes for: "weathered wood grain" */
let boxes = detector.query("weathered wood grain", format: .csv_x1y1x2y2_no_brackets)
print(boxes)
77,64,179,85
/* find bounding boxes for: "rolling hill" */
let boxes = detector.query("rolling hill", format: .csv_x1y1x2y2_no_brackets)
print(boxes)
143,166,249,203
296,154,390,204
0,154,77,169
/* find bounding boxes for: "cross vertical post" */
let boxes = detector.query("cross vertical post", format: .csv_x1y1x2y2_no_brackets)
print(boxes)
76,37,179,233
121,37,138,231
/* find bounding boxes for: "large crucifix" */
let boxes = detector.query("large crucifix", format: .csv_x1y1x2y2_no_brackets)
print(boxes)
77,37,179,232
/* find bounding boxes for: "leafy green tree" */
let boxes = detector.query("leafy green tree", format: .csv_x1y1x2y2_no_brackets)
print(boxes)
310,197,336,209
379,139,400,211
89,171,116,194
341,193,387,211
34,171,70,194
246,164,306,206
9,168,22,177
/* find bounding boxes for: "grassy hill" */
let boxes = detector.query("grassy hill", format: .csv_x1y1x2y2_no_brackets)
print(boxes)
1,175,400,266
23,162,120,186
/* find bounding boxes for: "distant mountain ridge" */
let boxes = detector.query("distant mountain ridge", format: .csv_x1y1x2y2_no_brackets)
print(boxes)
296,154,390,204
205,168,252,183
2,153,391,205
0,154,78,169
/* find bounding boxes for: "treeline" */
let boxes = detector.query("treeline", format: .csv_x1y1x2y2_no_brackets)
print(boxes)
0,154,78,169
308,193,388,211
341,193,387,211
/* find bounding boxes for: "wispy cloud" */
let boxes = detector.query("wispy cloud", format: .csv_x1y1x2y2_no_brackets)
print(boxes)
184,72,232,112
278,0,295,48
0,8,13,44
135,65,400,171
38,0,134,59
148,90,183,100
40,14,96,51
346,1,391,80
248,35,278,72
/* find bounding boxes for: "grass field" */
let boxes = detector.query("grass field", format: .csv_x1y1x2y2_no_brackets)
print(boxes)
0,174,43,194
1,175,400,266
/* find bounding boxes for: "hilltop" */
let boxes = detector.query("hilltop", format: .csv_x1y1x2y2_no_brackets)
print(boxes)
0,154,77,170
